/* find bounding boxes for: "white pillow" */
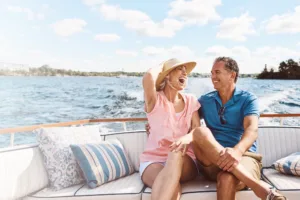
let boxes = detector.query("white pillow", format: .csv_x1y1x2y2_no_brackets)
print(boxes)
36,125,103,190
272,152,300,176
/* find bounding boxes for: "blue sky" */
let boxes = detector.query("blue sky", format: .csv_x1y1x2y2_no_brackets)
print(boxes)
0,0,300,73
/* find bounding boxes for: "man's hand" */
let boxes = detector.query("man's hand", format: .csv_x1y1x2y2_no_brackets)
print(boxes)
217,148,243,172
169,134,192,156
145,123,150,135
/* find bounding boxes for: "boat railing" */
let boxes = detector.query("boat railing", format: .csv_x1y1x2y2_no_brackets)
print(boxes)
0,114,300,147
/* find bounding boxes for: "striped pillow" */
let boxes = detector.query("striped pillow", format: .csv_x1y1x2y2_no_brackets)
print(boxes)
272,152,300,176
70,139,135,188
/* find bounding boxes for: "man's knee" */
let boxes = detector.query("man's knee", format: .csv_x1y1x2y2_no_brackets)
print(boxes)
217,172,239,189
193,127,212,144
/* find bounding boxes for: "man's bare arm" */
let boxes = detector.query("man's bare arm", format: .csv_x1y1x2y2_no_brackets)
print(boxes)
234,115,259,154
218,115,258,171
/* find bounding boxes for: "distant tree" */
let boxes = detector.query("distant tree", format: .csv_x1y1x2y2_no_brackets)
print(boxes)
257,58,300,79
263,64,268,73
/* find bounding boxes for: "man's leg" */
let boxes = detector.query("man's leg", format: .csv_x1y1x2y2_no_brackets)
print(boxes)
217,152,262,200
191,127,284,200
217,171,239,200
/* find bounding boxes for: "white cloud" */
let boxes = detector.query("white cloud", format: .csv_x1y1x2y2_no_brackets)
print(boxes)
205,45,251,59
98,0,222,37
263,5,300,34
7,6,45,20
36,13,45,20
143,46,165,56
7,6,23,12
298,42,300,46
202,45,300,73
116,50,138,57
42,4,50,10
51,19,87,37
168,0,221,25
253,46,300,60
94,34,120,42
99,4,183,37
217,13,256,41
143,45,194,58
82,0,105,6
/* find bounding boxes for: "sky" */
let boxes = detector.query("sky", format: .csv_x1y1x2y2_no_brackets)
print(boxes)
0,0,300,73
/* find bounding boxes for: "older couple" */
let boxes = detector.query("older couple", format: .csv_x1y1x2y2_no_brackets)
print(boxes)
140,57,287,200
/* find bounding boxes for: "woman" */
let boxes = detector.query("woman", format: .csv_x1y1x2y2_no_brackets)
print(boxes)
139,58,201,200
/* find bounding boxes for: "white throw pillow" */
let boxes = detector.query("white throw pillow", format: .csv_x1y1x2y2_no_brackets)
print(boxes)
272,152,300,176
36,125,103,190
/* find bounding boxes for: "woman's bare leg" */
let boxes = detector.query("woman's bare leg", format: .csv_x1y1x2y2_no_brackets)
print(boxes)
142,152,198,200
141,163,164,188
151,151,183,200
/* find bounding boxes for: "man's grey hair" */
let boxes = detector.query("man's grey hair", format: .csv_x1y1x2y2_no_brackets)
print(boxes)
214,57,239,83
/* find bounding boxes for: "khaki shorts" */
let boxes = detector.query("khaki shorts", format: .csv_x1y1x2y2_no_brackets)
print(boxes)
198,151,262,190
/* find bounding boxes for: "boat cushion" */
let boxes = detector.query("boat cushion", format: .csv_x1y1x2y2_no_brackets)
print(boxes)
24,183,85,200
143,174,271,200
262,168,300,190
75,173,144,200
272,152,300,176
257,127,300,167
0,145,49,200
35,125,103,190
70,139,135,188
24,173,144,200
104,131,147,172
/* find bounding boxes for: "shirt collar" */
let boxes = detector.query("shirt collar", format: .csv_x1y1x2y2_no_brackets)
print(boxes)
214,87,242,106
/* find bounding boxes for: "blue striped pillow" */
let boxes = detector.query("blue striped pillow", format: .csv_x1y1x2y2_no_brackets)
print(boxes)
70,139,135,188
272,152,300,176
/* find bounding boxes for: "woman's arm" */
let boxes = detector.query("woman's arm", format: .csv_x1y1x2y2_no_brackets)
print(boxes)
143,65,163,113
190,110,201,130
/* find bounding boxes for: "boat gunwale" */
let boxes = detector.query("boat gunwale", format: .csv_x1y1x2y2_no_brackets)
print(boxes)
1,114,300,135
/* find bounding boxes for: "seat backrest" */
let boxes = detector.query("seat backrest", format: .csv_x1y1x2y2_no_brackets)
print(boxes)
257,126,300,167
103,131,147,172
0,144,49,200
104,127,300,170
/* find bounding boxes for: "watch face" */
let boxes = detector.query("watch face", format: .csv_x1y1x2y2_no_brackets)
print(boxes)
200,119,206,127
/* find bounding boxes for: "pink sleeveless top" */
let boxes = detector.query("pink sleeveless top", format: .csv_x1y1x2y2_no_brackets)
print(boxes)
140,91,201,163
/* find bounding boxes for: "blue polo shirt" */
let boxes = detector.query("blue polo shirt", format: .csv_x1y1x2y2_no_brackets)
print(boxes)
198,88,260,153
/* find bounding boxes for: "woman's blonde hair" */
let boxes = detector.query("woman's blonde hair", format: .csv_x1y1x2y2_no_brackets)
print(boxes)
158,78,167,91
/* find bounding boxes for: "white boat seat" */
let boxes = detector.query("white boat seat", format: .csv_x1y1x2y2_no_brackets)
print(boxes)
24,184,85,200
143,175,271,200
24,173,144,200
262,168,300,200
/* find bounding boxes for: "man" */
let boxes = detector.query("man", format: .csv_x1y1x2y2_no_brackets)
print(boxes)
193,56,262,199
146,57,286,200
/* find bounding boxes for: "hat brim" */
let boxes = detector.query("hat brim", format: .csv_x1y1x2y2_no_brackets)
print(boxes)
155,61,196,91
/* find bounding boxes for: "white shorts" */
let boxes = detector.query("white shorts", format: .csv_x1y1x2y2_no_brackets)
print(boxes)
139,159,200,177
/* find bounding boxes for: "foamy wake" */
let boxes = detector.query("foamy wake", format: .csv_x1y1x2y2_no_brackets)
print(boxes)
258,88,296,126
258,88,295,112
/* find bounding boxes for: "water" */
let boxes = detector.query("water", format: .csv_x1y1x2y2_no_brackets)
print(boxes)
0,76,300,147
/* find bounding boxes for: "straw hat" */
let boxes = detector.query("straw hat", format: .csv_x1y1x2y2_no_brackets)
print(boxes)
155,58,196,91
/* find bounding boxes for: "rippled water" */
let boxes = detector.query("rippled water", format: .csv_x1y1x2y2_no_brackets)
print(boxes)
0,76,299,147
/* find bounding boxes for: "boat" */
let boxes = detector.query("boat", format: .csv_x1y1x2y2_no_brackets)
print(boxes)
0,114,300,200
